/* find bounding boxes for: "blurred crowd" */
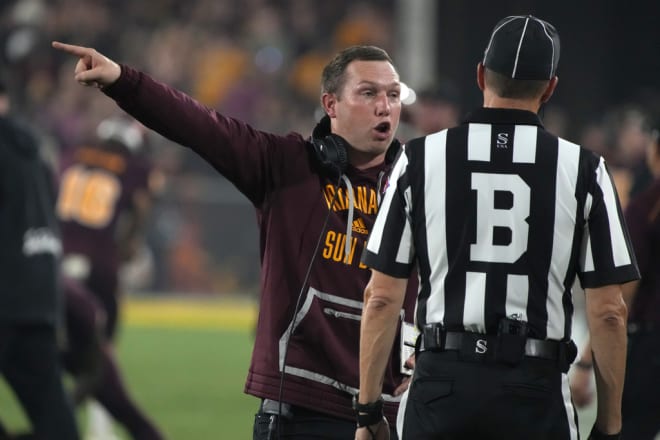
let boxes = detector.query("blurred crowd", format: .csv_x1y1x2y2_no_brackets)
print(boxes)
1,0,397,295
1,0,657,295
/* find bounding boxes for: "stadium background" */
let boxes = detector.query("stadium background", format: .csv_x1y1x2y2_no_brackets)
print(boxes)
1,0,658,438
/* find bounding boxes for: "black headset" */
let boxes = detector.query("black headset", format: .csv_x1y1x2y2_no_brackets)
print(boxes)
307,115,350,177
308,133,349,177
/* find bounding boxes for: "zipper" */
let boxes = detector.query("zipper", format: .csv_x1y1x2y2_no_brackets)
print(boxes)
323,307,361,321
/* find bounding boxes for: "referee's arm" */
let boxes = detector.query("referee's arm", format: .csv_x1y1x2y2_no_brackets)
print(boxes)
357,270,407,427
585,284,628,436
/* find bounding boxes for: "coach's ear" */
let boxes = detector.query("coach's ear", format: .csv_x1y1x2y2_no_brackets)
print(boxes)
322,92,338,118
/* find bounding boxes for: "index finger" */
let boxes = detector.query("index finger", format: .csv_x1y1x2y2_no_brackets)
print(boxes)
51,41,91,57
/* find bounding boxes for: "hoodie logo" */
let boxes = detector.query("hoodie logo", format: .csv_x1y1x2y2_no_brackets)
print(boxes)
23,228,61,257
351,218,369,235
323,184,378,215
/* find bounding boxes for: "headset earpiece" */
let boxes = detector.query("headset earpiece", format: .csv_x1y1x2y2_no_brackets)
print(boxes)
309,134,349,176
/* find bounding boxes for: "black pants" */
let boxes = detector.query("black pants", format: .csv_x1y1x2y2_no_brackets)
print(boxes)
400,351,578,439
0,323,80,440
253,402,398,439
622,327,660,439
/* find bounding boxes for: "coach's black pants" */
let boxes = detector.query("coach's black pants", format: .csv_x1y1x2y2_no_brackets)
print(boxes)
0,323,80,440
400,350,578,439
253,401,398,439
622,327,660,439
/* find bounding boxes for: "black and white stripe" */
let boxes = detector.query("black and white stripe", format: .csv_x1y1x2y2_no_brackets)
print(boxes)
364,110,639,340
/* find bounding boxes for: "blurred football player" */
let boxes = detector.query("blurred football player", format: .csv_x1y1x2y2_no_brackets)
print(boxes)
57,116,163,440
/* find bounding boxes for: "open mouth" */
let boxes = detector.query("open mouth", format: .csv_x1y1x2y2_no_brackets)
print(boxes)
375,122,390,134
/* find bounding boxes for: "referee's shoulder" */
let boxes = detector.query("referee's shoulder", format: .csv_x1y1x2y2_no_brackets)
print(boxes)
546,131,606,172
553,131,579,147
400,135,424,160
543,129,589,153
404,127,454,148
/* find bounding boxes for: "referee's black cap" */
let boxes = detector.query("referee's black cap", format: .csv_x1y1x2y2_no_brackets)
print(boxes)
483,15,560,80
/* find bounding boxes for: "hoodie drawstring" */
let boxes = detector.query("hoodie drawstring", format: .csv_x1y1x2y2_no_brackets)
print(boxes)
340,174,355,263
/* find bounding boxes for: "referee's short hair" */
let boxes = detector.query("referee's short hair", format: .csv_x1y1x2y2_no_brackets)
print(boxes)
483,68,550,100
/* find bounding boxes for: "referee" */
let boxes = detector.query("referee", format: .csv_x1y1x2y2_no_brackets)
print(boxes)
354,15,639,440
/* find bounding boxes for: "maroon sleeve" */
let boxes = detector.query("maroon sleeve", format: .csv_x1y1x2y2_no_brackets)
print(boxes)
102,65,307,206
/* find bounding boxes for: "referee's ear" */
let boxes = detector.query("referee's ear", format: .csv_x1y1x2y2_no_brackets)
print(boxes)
476,62,486,92
540,76,559,103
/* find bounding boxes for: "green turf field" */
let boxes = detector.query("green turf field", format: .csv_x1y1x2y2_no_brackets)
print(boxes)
0,296,597,439
0,297,259,440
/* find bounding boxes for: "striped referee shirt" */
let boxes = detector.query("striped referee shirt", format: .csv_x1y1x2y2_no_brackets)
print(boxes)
363,107,640,341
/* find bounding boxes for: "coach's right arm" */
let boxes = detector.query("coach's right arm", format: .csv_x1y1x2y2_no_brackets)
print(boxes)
584,284,627,436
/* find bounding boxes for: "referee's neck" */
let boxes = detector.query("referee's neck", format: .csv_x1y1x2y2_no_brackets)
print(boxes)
482,95,540,114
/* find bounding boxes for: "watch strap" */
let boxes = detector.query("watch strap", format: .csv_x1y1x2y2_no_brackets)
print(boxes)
352,395,384,427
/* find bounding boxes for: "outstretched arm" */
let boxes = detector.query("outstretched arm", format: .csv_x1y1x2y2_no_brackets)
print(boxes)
52,41,121,88
51,40,297,205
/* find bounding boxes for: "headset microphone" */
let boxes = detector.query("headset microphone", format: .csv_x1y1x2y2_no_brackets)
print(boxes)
270,118,353,438
272,172,344,439
270,119,403,438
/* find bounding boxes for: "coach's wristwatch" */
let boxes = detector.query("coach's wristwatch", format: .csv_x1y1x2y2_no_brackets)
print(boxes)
352,394,384,427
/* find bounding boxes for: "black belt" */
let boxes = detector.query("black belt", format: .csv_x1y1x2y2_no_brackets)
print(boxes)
419,325,560,361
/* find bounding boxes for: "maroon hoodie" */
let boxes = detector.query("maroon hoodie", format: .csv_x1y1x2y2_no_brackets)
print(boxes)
103,65,417,424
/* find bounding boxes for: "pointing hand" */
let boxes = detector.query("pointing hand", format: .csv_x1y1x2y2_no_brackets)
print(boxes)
52,41,121,88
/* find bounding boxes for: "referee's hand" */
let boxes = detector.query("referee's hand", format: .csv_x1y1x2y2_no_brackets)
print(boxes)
569,366,594,407
355,418,389,440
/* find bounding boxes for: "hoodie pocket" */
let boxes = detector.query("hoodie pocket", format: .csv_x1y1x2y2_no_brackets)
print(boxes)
279,287,365,387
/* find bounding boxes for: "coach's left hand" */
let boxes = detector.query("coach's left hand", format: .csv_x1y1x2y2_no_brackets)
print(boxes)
393,354,415,396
